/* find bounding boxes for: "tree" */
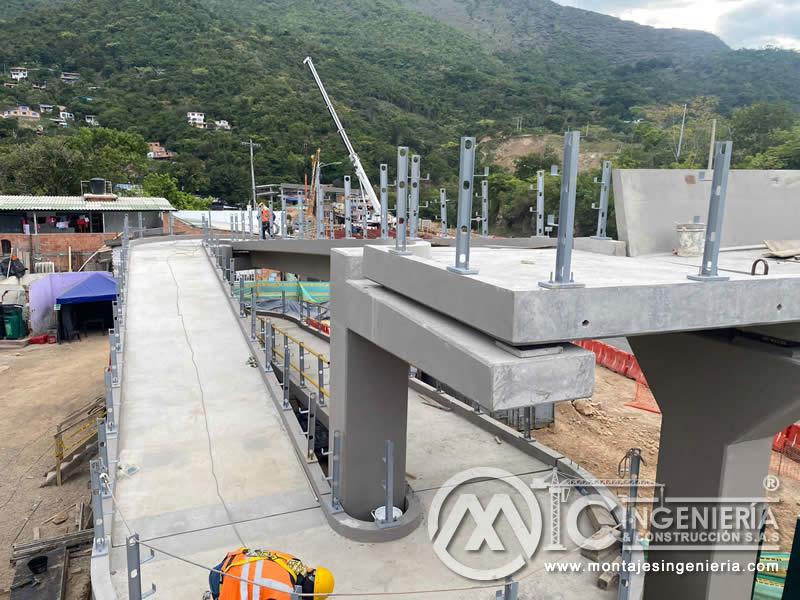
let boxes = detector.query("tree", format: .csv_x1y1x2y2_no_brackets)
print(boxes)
732,102,796,160
66,127,148,184
513,146,561,180
142,173,211,209
0,137,84,194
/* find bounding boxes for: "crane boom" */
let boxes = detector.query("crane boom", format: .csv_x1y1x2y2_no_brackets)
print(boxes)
303,56,381,216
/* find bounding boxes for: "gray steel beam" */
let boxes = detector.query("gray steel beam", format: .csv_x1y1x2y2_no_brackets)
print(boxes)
448,137,478,274
536,170,545,237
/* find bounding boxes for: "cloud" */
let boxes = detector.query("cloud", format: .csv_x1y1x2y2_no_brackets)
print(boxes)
553,0,800,49
718,0,800,48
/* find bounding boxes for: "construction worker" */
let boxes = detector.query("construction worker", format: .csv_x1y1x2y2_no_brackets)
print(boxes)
206,548,334,600
260,203,274,239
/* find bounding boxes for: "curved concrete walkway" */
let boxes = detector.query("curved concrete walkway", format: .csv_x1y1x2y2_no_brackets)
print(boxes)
105,240,614,599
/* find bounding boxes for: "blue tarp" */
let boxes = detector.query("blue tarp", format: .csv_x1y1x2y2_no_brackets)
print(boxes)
56,273,117,305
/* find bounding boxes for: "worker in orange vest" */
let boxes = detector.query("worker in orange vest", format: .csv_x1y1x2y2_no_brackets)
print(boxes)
260,203,274,239
206,548,334,600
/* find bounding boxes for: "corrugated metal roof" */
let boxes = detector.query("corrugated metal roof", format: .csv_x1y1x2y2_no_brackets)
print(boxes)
0,196,175,211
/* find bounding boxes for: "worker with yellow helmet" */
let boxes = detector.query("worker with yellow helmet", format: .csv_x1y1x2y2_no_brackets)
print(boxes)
206,548,334,600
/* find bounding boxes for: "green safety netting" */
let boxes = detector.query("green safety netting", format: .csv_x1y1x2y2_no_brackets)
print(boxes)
239,281,329,304
753,553,789,599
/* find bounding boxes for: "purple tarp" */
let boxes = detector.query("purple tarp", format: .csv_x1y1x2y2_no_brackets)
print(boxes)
29,272,115,334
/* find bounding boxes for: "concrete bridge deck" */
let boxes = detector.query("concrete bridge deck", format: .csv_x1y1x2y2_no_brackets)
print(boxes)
105,240,613,599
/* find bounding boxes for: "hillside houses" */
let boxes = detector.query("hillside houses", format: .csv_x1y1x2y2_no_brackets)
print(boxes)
2,106,39,120
187,111,231,131
10,67,27,80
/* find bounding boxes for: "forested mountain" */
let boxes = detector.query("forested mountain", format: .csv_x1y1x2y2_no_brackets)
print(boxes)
392,0,728,60
0,0,798,220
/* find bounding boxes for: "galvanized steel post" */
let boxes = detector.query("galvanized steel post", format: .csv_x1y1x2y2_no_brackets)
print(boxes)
298,192,305,239
302,392,317,463
299,345,306,387
535,170,545,237
281,193,288,238
328,430,343,513
440,188,448,237
229,259,235,296
688,141,733,282
282,334,290,410
481,178,489,238
316,185,325,239
378,439,397,528
391,147,411,255
238,277,245,318
264,321,273,372
126,534,156,600
380,164,389,239
317,356,325,405
409,155,420,238
539,131,583,289
90,459,108,556
448,137,478,274
344,176,352,240
104,368,117,437
591,161,612,240
138,212,143,239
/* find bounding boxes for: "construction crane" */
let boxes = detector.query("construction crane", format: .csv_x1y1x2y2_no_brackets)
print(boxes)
303,56,381,218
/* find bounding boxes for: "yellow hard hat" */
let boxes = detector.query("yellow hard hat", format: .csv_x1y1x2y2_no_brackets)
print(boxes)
312,567,334,599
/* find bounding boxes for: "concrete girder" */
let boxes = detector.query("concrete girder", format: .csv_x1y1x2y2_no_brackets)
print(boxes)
329,247,594,521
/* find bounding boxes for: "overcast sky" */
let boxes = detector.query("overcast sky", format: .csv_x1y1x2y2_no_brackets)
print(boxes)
553,0,800,49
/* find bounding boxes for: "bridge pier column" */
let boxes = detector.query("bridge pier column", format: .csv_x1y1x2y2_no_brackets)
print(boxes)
330,322,409,521
629,329,800,600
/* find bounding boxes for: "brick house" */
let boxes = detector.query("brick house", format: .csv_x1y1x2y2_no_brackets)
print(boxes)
0,188,174,271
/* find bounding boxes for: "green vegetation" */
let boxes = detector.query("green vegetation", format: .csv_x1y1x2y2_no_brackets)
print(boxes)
0,0,798,237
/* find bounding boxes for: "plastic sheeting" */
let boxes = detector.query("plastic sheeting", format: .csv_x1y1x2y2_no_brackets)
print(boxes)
29,272,114,334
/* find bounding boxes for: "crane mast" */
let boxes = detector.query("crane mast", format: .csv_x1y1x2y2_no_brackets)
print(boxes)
303,56,382,216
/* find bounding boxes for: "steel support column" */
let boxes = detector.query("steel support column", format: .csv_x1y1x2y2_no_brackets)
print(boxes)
380,164,389,240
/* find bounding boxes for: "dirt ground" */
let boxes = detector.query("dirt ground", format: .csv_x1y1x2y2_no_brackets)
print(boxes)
488,134,619,172
0,336,108,598
537,365,799,552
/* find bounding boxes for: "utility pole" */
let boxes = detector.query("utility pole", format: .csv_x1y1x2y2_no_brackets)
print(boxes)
707,119,717,171
241,139,260,210
676,104,688,160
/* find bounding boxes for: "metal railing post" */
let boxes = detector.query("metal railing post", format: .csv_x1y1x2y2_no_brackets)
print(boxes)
409,155,420,238
344,176,352,240
90,460,108,557
298,193,305,239
250,297,256,340
380,164,389,239
97,416,110,483
316,186,325,239
440,188,448,238
229,259,235,296
127,534,156,600
264,321,273,372
299,345,306,387
104,368,117,437
378,440,398,528
619,449,643,600
390,147,411,255
539,131,583,289
300,392,317,463
591,161,612,240
536,170,546,237
688,141,733,282
138,212,143,239
317,356,325,404
282,334,290,410
448,137,478,274
481,178,489,238
109,329,120,388
495,578,519,600
327,430,343,513
238,277,245,318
